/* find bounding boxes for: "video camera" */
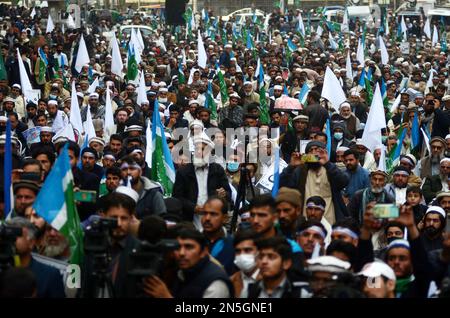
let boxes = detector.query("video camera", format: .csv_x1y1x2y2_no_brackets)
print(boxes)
84,217,118,254
0,224,22,271
126,239,179,297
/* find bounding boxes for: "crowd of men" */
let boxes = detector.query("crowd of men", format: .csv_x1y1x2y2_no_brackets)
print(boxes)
0,3,449,298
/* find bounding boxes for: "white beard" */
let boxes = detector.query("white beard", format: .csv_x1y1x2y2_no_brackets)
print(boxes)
42,241,69,258
193,156,209,167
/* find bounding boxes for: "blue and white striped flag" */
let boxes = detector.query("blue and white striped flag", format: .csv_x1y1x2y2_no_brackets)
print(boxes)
3,120,13,220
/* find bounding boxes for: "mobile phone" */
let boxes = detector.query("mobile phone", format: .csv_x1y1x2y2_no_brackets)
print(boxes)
301,153,320,163
74,190,97,203
373,204,399,219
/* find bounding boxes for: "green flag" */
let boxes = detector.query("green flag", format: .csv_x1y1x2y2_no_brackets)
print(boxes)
217,69,229,104
0,53,7,81
33,144,84,265
127,45,138,82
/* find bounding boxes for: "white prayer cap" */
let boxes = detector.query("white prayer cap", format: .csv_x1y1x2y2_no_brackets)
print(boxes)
229,92,240,99
243,81,252,86
442,95,450,102
189,119,204,129
224,43,232,48
273,85,283,90
358,261,396,282
89,137,105,147
340,101,351,109
307,256,351,273
275,75,283,80
158,82,167,87
446,134,450,140
53,136,68,144
12,83,21,90
76,92,84,98
40,126,53,133
89,92,99,98
125,125,143,132
115,186,139,203
47,100,58,105
159,87,168,93
189,99,200,106
336,146,349,152
0,115,7,122
193,135,214,148
425,206,446,219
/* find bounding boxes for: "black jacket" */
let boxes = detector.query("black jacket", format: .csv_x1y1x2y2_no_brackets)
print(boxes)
72,167,100,221
173,163,231,221
303,103,329,131
171,256,234,298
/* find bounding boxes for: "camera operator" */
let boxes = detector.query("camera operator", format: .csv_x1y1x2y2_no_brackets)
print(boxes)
5,217,65,298
142,227,234,298
81,188,140,298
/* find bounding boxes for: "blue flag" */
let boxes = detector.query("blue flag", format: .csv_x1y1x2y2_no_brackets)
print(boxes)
287,38,297,52
358,68,366,87
77,135,89,169
298,83,310,105
246,32,253,49
3,120,13,219
325,119,332,154
411,112,420,150
283,85,289,96
271,147,280,198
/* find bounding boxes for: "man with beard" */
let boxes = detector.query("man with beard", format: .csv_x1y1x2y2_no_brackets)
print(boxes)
364,204,432,298
338,102,361,140
342,149,370,201
82,190,140,298
40,226,70,261
242,81,260,110
80,93,105,121
436,191,450,215
347,89,368,124
355,139,377,172
419,206,447,252
399,154,422,187
303,90,329,132
280,140,349,225
126,146,151,178
80,147,104,180
30,126,55,154
104,134,126,159
173,136,230,230
421,93,450,139
348,170,395,225
46,100,68,129
385,166,410,206
113,108,130,135
280,114,309,163
422,158,450,203
416,136,447,179
120,156,166,219
275,187,303,240
8,84,26,120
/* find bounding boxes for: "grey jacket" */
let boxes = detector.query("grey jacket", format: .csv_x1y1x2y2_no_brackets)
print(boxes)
135,176,167,219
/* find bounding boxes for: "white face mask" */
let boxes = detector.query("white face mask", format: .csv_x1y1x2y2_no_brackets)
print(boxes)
158,97,168,103
234,253,256,273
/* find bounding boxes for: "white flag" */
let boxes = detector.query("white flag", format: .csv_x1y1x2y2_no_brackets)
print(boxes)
321,66,347,112
104,86,115,138
401,16,407,41
52,123,76,142
52,111,69,135
346,51,353,82
69,81,84,135
432,25,439,47
84,106,97,143
30,7,36,19
75,34,90,73
356,38,365,65
425,69,437,95
342,10,349,32
145,119,152,169
424,18,431,39
110,33,123,78
316,24,323,37
17,48,33,94
379,36,389,65
88,77,99,94
136,71,148,106
377,145,386,172
67,14,76,29
46,14,54,33
197,30,207,69
361,83,386,152
130,28,142,64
